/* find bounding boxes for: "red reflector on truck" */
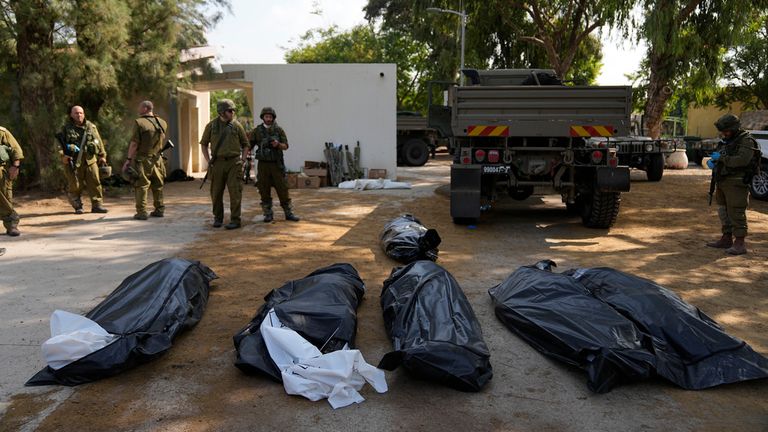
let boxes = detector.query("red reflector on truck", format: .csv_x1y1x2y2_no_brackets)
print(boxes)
475,149,486,162
591,150,604,164
488,150,500,163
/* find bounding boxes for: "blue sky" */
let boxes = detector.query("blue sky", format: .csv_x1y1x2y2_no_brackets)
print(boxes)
205,0,645,85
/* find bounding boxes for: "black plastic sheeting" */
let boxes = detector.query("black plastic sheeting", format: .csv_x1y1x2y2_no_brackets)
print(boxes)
27,258,217,386
489,260,768,393
233,263,365,382
380,214,441,263
378,261,493,392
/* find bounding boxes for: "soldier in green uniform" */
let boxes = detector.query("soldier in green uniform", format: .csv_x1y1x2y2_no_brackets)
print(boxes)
706,114,760,255
200,99,250,229
60,105,108,214
123,101,167,220
250,107,300,223
0,127,23,236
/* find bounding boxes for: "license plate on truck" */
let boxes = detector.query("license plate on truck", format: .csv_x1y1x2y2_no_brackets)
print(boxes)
482,165,511,174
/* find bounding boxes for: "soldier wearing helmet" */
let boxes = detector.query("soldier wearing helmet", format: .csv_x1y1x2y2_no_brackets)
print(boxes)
250,106,300,222
199,98,250,229
706,113,760,255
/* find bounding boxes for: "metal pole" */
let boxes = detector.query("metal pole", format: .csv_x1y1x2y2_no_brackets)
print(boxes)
459,12,466,86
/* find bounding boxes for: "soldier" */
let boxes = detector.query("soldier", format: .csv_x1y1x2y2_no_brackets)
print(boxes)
200,99,250,229
0,126,23,236
706,114,760,255
250,107,300,223
60,105,108,214
123,101,167,220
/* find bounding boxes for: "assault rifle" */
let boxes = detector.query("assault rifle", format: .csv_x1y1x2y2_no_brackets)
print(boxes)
55,132,77,172
708,141,726,206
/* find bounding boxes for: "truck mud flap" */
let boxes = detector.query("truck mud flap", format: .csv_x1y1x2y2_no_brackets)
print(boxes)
596,167,630,192
451,165,481,219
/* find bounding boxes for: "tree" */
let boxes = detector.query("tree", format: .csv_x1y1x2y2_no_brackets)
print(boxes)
506,0,629,80
365,0,612,88
720,11,768,110
637,0,767,138
285,24,432,111
0,0,230,189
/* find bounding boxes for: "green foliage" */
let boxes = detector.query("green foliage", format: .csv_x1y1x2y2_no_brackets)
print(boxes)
0,0,229,189
718,11,768,109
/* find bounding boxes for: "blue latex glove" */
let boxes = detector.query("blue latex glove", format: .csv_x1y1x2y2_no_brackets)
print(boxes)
707,158,716,169
68,144,80,153
710,151,721,161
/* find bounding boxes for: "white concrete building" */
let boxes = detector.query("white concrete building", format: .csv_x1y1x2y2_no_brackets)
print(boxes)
170,63,397,180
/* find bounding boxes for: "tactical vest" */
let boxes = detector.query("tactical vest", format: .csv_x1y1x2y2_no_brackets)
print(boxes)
64,122,99,157
253,124,283,162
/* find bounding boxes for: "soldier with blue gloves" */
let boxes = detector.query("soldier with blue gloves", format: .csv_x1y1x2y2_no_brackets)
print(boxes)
706,114,760,255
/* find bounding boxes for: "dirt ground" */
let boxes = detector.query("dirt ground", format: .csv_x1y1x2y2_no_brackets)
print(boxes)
1,155,767,432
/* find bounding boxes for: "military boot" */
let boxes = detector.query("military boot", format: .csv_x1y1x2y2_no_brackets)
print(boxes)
71,197,84,214
706,234,733,249
726,237,747,255
92,202,108,213
262,201,274,223
282,203,300,222
4,216,19,237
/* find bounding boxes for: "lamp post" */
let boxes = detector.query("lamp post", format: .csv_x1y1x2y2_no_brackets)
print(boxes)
426,6,468,85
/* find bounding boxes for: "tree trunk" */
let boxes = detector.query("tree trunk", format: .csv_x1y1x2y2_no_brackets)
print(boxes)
14,0,57,187
643,52,674,139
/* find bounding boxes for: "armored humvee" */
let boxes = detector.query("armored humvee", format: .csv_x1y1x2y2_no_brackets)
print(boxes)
428,69,632,228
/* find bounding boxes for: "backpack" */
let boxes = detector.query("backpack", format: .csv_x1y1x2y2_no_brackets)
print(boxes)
743,137,762,184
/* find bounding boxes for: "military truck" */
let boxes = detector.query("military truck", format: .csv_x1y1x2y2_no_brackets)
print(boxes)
396,111,440,166
428,69,632,228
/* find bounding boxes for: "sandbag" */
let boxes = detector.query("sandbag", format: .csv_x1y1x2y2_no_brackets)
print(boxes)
380,214,441,263
27,258,216,386
567,267,768,390
233,263,366,382
488,261,655,393
378,261,493,392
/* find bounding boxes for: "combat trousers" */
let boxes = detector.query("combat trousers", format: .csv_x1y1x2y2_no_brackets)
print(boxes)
133,155,165,216
715,176,750,237
64,160,103,208
209,157,243,224
257,161,291,206
0,165,19,231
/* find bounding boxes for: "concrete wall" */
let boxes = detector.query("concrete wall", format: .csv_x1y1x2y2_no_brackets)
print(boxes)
687,102,746,139
222,63,397,179
174,89,210,174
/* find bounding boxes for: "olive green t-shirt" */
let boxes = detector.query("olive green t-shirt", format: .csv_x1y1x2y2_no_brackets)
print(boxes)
200,118,248,158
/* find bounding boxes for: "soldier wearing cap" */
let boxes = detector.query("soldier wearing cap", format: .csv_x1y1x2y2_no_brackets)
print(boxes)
123,101,167,220
60,105,109,214
250,106,299,223
706,114,760,255
0,126,23,236
200,99,250,229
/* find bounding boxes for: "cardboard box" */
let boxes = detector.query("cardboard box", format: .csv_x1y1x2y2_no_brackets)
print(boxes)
297,176,320,189
304,161,327,169
303,168,328,177
368,169,387,179
286,173,299,189
319,176,328,188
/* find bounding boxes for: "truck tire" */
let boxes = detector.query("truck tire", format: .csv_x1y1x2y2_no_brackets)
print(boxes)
402,138,429,166
750,164,768,200
453,217,478,225
646,153,664,182
580,190,621,228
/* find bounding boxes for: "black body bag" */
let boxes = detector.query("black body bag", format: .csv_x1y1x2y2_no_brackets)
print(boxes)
233,263,365,381
379,214,441,263
378,261,493,391
488,261,655,393
27,258,216,386
567,267,768,390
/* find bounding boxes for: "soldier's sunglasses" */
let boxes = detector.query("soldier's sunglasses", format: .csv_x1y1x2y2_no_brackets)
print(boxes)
226,109,235,113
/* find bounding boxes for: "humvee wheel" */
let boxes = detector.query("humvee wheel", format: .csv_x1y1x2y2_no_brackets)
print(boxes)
581,190,621,228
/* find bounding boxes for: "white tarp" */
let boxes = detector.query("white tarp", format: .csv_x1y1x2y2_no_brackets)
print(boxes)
260,309,387,409
337,179,411,190
41,310,118,370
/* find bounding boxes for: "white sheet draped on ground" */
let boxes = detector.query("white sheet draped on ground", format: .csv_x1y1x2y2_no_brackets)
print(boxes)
41,310,118,370
260,309,388,409
337,179,412,190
